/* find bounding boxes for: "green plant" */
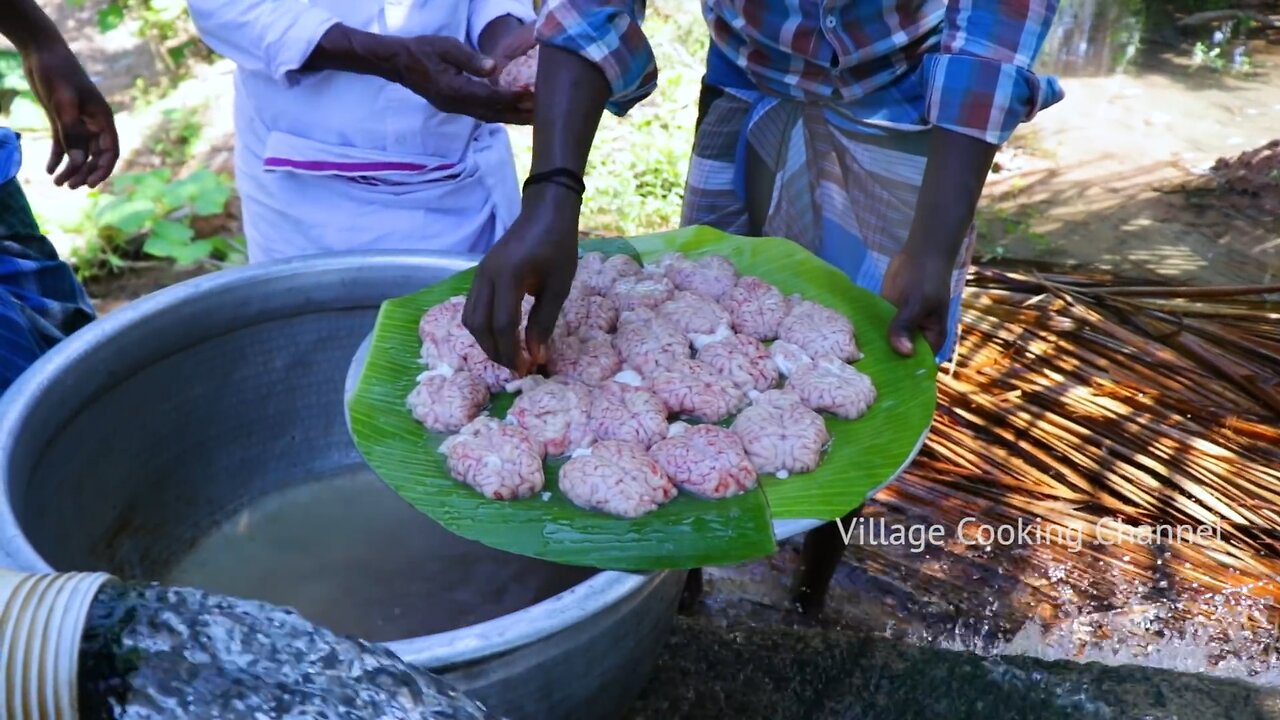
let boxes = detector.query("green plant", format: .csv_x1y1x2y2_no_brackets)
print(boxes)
1192,40,1223,68
507,5,707,236
71,167,244,275
0,51,28,112
975,205,1054,260
580,7,707,235
68,0,210,81
0,51,45,130
151,107,205,165
1188,17,1255,75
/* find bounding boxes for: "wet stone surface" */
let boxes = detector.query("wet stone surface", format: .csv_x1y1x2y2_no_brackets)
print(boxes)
630,616,1280,720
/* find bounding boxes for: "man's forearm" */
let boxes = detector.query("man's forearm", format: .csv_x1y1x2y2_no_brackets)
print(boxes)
904,127,999,262
528,45,609,182
300,24,403,81
0,0,65,53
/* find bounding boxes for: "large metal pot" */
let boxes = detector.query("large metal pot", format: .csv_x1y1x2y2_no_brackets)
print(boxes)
0,252,683,720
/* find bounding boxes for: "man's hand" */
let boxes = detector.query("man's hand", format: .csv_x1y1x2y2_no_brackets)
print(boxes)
303,25,532,125
463,186,580,371
479,16,536,74
21,41,118,189
881,250,953,357
463,45,614,371
887,127,999,359
391,36,532,124
0,0,119,189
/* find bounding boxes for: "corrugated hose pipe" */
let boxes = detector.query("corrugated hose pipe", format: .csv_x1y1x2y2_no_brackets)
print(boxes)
0,568,115,719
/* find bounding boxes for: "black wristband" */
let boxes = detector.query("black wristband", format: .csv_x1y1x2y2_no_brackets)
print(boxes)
523,168,586,196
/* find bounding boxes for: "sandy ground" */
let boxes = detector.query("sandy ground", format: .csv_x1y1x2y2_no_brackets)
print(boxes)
985,45,1280,285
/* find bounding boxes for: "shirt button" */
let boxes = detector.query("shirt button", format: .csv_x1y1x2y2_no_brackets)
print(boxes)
825,15,836,28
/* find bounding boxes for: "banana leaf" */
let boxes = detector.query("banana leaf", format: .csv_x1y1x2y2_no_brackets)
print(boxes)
348,226,937,571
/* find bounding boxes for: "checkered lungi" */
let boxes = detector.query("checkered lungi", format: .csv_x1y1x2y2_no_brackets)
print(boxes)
0,178,96,393
680,66,977,364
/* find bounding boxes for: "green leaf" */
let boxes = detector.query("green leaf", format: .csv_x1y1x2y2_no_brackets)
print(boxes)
5,96,46,131
166,44,190,68
93,197,155,235
149,219,195,243
149,0,189,20
0,52,29,92
172,239,215,265
348,226,936,571
192,178,231,216
578,236,642,263
96,3,125,32
143,220,211,264
161,171,230,216
115,169,172,201
205,234,246,262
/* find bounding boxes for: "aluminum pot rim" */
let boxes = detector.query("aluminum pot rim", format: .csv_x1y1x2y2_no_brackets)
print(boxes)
0,251,654,667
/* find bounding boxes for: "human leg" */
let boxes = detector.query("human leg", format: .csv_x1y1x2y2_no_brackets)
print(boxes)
740,115,976,612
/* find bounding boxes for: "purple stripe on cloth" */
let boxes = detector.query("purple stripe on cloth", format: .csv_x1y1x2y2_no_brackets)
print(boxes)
264,157,454,173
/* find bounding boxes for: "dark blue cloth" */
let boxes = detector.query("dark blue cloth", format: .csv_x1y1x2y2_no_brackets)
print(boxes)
705,42,753,91
0,175,96,395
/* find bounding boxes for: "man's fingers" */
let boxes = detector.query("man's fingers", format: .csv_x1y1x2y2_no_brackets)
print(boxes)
480,107,534,126
886,304,921,357
922,319,946,356
66,138,100,190
86,139,119,188
525,278,572,365
85,106,120,187
463,275,499,363
54,149,87,187
51,94,92,186
434,38,497,77
438,81,533,125
450,78,526,108
52,92,92,147
46,138,65,177
490,280,523,371
498,25,537,62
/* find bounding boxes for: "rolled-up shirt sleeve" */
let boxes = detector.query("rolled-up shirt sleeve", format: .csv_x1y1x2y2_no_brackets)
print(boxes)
921,0,1065,145
534,0,657,116
468,0,538,50
187,0,342,85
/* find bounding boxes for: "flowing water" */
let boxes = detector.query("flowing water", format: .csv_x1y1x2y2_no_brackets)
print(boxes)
164,467,594,642
77,582,495,720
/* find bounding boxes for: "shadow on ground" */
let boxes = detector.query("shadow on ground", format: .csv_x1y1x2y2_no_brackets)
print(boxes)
981,159,1279,286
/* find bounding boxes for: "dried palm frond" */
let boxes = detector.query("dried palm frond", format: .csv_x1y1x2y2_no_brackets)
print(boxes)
853,263,1280,638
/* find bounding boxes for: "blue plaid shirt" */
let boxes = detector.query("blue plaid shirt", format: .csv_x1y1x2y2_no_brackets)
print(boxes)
0,127,96,395
536,0,1064,145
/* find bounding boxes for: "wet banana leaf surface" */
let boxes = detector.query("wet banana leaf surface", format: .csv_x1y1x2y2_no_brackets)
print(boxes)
349,227,936,571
